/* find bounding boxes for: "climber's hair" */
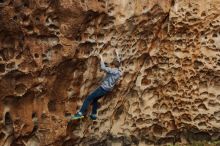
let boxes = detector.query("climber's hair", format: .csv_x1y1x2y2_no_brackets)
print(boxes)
112,59,120,68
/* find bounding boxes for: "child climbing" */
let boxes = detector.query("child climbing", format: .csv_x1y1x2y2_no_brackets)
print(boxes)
70,50,122,120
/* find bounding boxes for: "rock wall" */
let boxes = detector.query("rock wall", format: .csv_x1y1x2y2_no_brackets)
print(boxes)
0,0,220,145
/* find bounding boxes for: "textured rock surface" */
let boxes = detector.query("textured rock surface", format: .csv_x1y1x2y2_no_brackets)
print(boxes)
0,0,220,145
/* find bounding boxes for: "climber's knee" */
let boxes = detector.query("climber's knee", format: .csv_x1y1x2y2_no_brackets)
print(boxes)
86,94,95,103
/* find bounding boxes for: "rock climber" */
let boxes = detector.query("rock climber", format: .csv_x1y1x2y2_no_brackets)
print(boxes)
71,51,122,120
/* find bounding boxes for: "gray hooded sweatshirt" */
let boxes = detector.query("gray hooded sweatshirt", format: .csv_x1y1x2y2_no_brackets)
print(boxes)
100,60,122,91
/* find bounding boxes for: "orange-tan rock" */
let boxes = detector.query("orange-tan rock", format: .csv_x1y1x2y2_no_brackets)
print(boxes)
0,0,220,145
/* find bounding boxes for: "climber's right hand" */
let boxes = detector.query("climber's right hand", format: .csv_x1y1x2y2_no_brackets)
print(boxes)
99,54,103,60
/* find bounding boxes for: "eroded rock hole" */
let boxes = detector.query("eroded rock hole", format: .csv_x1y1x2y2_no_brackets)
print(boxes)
208,39,215,44
191,132,211,141
64,112,71,117
156,137,175,145
49,24,59,30
182,114,192,122
13,15,18,21
152,124,163,136
198,104,208,110
34,53,39,58
6,62,15,69
1,48,15,61
214,111,220,118
35,17,40,22
0,0,6,3
48,100,56,112
25,25,33,31
114,105,124,120
0,132,5,141
5,112,13,125
201,11,206,16
130,135,139,145
198,122,206,127
0,64,5,73
185,12,191,17
42,59,49,64
84,10,101,24
141,77,151,86
15,84,27,94
32,112,37,119
52,44,63,50
217,95,220,101
194,60,204,69
14,0,27,9
212,33,218,37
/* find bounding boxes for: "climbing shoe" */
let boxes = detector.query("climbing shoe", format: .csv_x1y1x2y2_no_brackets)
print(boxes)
89,114,97,120
70,112,84,120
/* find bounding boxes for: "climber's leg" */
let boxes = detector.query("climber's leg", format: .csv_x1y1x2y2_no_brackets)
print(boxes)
71,86,109,120
90,87,108,120
91,96,102,115
89,99,102,120
79,87,107,114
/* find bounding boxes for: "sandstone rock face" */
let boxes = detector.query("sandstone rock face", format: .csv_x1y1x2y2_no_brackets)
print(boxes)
0,0,220,145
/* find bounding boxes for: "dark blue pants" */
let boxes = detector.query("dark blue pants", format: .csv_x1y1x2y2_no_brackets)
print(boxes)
79,86,109,115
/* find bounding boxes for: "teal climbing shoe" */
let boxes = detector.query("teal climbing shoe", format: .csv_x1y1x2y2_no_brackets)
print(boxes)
70,113,84,120
89,114,97,120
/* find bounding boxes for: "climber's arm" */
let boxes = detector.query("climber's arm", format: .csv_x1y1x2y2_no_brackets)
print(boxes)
99,54,118,74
